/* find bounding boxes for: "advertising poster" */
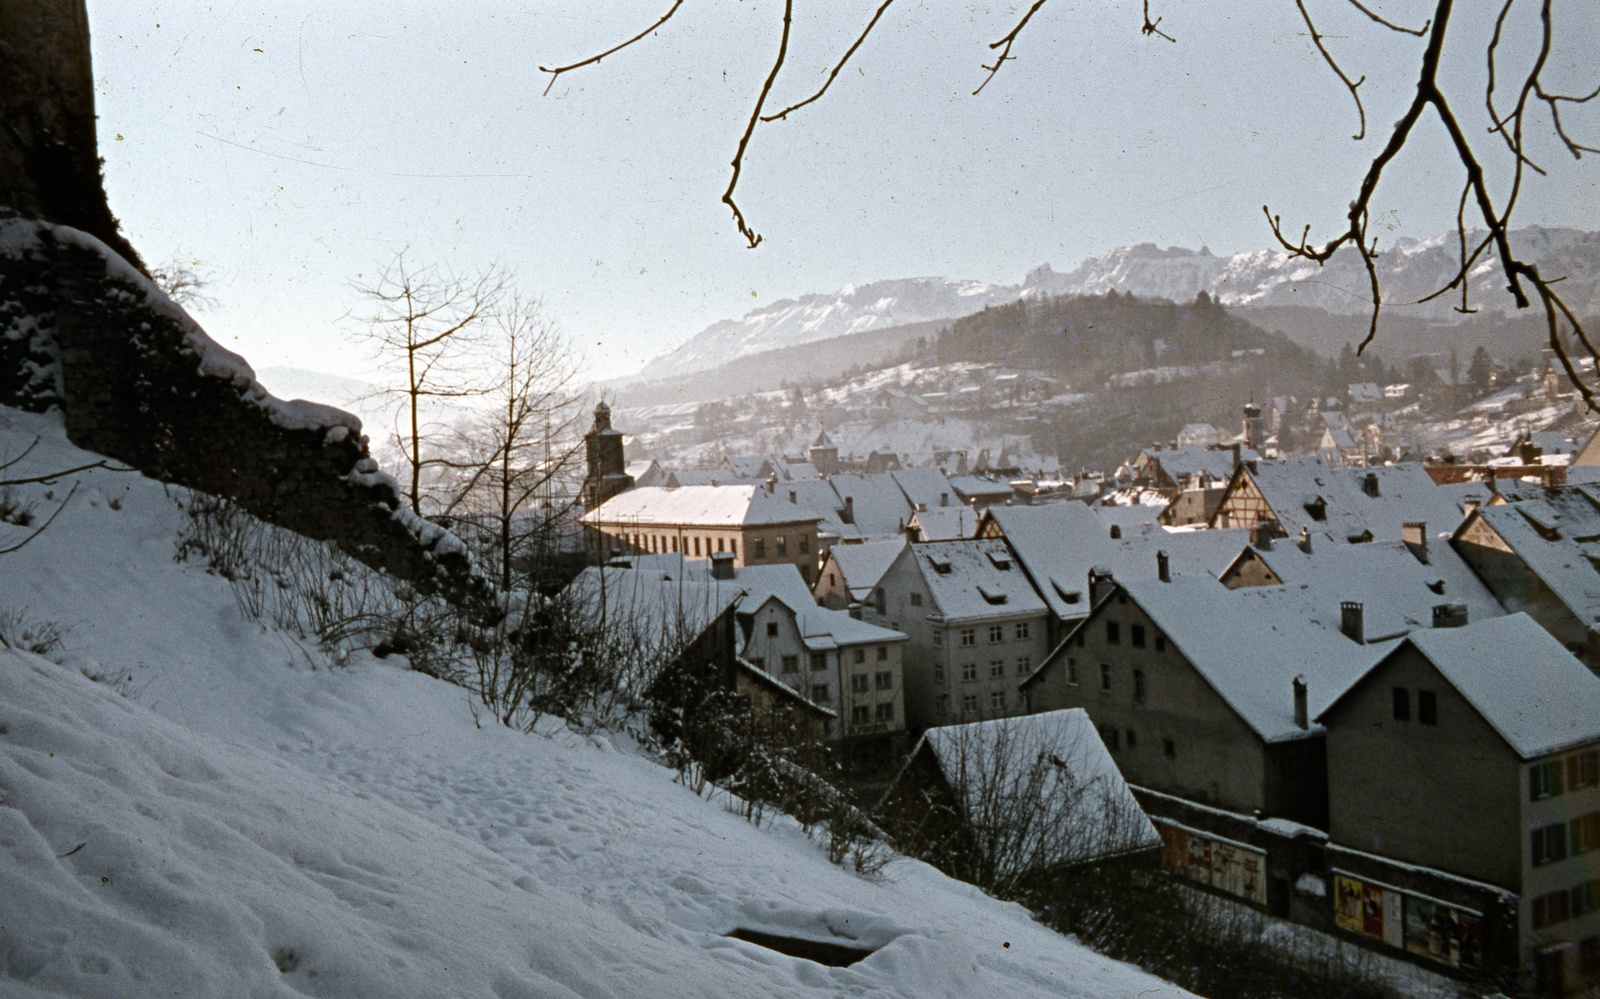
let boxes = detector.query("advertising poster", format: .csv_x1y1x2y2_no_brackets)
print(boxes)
1334,875,1365,932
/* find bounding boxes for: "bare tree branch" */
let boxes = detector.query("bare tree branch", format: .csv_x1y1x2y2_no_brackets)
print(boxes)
538,0,685,97
1141,0,1175,43
724,0,794,249
1341,0,1430,36
975,0,1051,97
761,0,897,122
1293,0,1370,141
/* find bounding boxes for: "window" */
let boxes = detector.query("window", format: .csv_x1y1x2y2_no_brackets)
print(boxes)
754,538,766,558
1392,687,1411,722
1577,881,1600,918
706,537,714,555
693,537,701,556
1066,657,1079,685
1099,725,1120,751
989,660,1005,679
1106,620,1121,645
1571,750,1600,790
933,628,943,647
1163,738,1176,759
910,593,923,607
959,628,976,647
934,663,945,683
1532,761,1565,801
1014,621,1030,640
1573,813,1600,855
750,656,765,671
810,652,827,672
989,624,1005,644
853,648,866,665
780,655,799,674
811,684,829,703
766,621,779,637
1533,889,1572,929
851,674,871,694
962,693,979,714
800,534,812,554
729,540,737,558
852,705,871,725
875,702,894,722
1155,635,1167,652
1533,823,1570,866
990,689,1006,711
1418,690,1437,725
1100,663,1112,692
877,645,888,661
875,671,892,690
937,694,950,716
961,662,977,682
1125,729,1137,750
875,589,887,615
1016,655,1031,675
776,535,788,556
717,538,725,552
1583,936,1600,978
671,536,679,553
1133,668,1147,703
1131,624,1146,649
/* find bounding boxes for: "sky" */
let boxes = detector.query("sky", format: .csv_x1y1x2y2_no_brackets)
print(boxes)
87,1,1599,385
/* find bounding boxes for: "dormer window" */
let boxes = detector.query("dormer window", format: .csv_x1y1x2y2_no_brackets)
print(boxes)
987,552,1012,571
1304,497,1327,522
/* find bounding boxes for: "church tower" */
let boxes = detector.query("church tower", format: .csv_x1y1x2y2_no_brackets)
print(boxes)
582,401,633,511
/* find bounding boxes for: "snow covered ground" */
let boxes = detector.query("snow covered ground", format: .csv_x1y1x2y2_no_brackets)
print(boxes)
0,406,1188,998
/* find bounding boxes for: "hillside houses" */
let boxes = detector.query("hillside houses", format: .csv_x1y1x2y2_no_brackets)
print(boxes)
578,402,1600,992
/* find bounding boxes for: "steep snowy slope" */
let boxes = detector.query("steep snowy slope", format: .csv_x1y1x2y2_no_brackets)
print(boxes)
0,406,1187,999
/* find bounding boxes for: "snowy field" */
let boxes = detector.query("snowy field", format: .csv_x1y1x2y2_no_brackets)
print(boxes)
0,406,1188,998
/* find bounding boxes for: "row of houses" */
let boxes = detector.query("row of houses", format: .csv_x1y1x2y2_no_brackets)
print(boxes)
576,402,1600,993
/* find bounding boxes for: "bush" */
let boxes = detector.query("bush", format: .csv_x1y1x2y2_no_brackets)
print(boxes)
0,607,67,657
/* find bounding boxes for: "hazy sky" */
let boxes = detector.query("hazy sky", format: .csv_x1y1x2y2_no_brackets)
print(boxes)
88,1,1599,384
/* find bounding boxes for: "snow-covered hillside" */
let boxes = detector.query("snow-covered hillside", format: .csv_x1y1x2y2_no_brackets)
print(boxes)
0,406,1185,998
645,277,1019,378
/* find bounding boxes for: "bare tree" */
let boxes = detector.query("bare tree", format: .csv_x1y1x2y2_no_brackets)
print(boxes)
149,255,219,312
0,435,126,556
541,2,1598,399
438,295,585,592
351,252,506,515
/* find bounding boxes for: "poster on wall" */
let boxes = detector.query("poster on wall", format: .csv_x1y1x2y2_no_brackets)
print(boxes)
1334,875,1365,933
1154,821,1268,906
1403,897,1483,970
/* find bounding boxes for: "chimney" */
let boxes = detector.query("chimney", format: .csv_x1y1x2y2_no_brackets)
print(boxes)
1340,601,1364,644
1088,566,1117,607
1250,521,1275,548
1362,471,1380,497
710,550,736,581
1157,550,1171,583
1297,526,1312,553
1432,603,1469,629
1293,676,1309,730
841,496,855,524
1231,442,1243,472
765,476,776,494
1403,521,1429,564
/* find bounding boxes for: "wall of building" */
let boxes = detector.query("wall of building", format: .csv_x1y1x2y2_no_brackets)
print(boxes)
834,640,907,741
1453,523,1600,671
1520,744,1600,990
1323,646,1522,890
1028,596,1272,815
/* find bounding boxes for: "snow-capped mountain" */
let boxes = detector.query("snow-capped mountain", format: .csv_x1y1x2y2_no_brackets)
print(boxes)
1023,226,1600,319
645,277,1019,378
638,227,1599,382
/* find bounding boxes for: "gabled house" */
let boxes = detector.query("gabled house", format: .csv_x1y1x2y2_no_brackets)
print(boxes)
814,538,908,618
946,475,1016,511
1452,485,1600,670
1209,456,1471,545
1021,575,1396,827
1316,614,1600,994
875,538,1052,731
879,709,1160,888
906,505,978,542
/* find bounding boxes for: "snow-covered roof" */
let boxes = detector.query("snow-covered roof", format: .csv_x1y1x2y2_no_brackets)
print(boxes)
1224,538,1505,642
824,538,909,599
830,472,917,537
1139,445,1245,487
947,476,1016,503
889,467,958,512
1091,504,1161,536
1325,614,1600,759
1468,487,1600,627
582,484,822,528
1233,457,1469,543
663,469,764,488
910,506,979,541
564,566,743,682
984,504,1245,622
723,454,775,479
913,538,1049,623
914,709,1160,871
1109,578,1398,743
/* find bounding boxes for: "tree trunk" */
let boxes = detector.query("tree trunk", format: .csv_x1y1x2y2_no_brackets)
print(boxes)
0,0,144,270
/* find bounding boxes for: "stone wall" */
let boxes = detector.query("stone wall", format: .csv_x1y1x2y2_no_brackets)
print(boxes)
0,219,495,617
